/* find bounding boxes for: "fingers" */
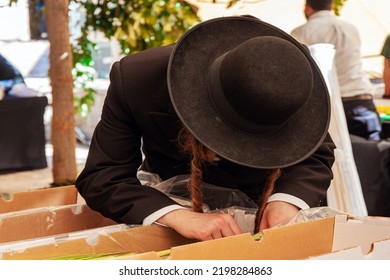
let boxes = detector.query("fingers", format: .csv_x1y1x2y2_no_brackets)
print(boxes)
222,215,242,236
189,213,242,241
208,213,242,240
158,209,243,241
211,231,223,240
258,201,300,232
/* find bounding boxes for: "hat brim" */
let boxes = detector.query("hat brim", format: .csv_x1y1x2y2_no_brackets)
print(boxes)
168,16,330,168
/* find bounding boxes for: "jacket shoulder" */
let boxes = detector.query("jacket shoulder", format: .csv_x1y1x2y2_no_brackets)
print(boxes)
119,44,175,67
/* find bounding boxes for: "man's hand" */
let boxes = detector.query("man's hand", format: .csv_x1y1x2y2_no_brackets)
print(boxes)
259,201,299,231
157,209,242,241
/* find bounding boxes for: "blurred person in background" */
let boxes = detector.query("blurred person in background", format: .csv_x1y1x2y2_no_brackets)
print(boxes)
291,0,383,140
381,34,390,99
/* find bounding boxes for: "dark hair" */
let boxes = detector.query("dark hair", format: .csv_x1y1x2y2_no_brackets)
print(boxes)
306,0,332,11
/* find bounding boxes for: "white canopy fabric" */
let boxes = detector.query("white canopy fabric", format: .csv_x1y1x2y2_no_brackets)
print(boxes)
309,43,368,217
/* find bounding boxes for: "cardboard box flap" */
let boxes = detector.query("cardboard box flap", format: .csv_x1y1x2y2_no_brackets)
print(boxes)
333,215,390,251
4,212,390,260
0,185,77,214
128,216,335,260
0,204,116,243
170,217,334,260
1,225,194,260
0,224,128,254
311,238,390,260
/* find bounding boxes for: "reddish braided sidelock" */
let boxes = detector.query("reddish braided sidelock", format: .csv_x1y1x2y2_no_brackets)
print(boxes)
189,151,205,213
179,127,282,229
179,127,216,213
254,168,281,233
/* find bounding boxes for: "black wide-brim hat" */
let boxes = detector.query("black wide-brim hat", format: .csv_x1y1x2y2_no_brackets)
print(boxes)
168,16,330,168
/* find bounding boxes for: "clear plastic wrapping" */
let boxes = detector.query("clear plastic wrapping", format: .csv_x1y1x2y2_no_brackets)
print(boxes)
285,206,348,226
138,171,347,234
138,172,258,211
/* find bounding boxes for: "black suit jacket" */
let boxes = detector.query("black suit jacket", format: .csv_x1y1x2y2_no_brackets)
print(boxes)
75,44,336,224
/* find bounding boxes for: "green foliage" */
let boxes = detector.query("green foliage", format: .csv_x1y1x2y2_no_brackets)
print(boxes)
333,0,347,16
70,0,200,117
3,0,200,117
72,37,98,118
76,0,199,55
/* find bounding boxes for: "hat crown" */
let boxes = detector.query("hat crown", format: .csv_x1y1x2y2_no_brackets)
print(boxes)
168,16,330,168
208,36,314,133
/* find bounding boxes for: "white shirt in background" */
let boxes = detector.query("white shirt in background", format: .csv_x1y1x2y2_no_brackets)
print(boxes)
291,10,372,98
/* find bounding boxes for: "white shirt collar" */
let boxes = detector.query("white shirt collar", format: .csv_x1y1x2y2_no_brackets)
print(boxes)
309,10,334,20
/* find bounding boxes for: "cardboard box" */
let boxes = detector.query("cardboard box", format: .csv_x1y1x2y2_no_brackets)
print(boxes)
0,224,129,259
2,210,390,260
1,224,194,260
310,238,390,259
125,216,335,260
0,185,78,214
310,215,390,259
124,214,390,260
0,203,116,243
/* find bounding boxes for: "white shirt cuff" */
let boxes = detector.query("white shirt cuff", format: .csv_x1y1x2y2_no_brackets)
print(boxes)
143,194,310,225
268,193,310,210
142,205,187,226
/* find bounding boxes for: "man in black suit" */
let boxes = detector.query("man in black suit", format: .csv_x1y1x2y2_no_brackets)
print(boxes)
76,16,335,241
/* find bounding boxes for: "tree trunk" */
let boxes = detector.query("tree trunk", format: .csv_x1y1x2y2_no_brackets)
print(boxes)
28,0,40,40
45,0,77,184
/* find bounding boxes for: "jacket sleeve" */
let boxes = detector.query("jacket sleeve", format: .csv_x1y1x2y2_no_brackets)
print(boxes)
75,59,179,225
275,133,336,207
